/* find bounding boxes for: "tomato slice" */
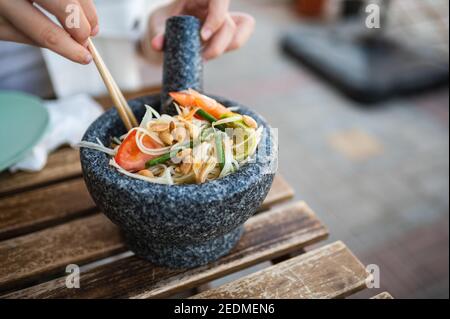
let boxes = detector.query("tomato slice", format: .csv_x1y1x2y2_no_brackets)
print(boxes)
114,130,162,172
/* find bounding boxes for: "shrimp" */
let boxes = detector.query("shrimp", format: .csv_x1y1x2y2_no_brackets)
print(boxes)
169,89,233,119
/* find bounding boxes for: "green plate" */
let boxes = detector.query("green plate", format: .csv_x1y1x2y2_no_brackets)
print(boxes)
0,91,49,172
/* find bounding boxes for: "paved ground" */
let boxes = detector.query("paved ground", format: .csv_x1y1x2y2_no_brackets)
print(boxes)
205,0,449,298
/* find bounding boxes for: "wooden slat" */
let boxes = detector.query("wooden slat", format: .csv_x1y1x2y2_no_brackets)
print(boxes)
94,86,161,110
0,148,81,196
259,175,294,210
191,241,368,299
0,175,292,240
4,201,328,299
371,292,394,299
0,214,125,293
0,179,95,240
0,86,161,197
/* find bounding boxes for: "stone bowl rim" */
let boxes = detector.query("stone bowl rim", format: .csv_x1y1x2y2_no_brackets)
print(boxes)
80,94,276,201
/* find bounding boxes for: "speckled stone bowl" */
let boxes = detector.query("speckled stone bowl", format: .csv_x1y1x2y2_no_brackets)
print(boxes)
80,94,277,268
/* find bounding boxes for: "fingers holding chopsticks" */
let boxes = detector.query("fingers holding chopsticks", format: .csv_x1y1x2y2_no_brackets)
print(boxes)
0,15,37,45
32,0,97,43
0,0,98,64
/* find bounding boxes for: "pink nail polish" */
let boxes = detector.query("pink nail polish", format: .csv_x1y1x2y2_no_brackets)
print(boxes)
202,28,212,41
85,53,93,64
91,25,99,36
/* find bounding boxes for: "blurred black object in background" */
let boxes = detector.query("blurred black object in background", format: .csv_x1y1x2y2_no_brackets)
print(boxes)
342,0,364,17
282,0,449,105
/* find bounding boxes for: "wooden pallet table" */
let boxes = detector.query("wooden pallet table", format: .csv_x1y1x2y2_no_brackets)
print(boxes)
0,90,391,299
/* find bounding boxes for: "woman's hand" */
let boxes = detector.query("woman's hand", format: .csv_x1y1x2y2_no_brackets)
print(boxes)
142,0,255,62
0,0,98,64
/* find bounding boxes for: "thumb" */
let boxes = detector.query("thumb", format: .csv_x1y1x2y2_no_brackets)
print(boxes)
151,32,164,51
146,4,172,52
201,0,230,41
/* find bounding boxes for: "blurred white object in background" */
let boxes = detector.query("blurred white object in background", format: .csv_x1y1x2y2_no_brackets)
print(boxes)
43,0,171,98
9,95,103,172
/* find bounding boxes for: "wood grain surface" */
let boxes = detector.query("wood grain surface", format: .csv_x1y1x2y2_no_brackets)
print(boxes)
0,148,81,196
259,175,294,211
0,86,356,299
94,86,161,110
191,241,368,299
0,86,161,197
4,201,328,299
0,179,95,240
0,214,125,293
0,175,292,240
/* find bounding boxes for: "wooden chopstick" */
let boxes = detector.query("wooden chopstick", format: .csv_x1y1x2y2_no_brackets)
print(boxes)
1,19,138,130
87,38,139,131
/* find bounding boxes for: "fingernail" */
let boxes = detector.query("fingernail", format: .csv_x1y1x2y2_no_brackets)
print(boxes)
201,28,212,41
85,53,93,64
91,25,99,37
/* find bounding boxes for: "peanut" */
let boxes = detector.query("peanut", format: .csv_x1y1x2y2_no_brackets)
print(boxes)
138,170,154,178
150,122,170,132
160,131,174,145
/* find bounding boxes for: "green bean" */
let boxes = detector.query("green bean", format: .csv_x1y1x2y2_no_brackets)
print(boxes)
215,133,225,170
146,153,172,168
196,109,217,123
197,109,227,131
145,142,194,168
